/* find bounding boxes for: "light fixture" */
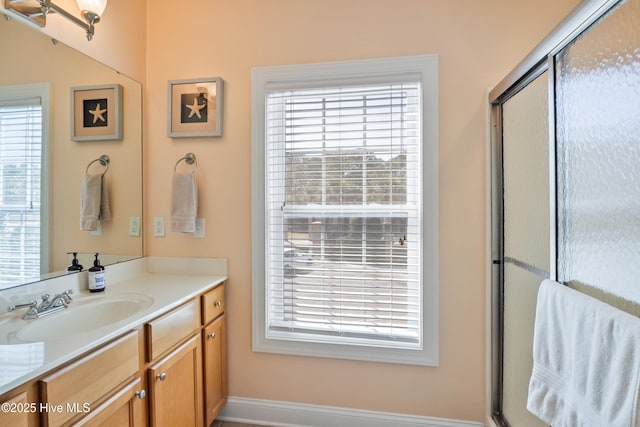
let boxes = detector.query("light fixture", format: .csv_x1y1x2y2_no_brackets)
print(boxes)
4,0,108,41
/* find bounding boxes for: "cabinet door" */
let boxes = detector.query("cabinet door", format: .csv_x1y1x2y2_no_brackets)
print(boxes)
148,334,202,427
0,391,29,427
74,378,146,427
203,315,227,426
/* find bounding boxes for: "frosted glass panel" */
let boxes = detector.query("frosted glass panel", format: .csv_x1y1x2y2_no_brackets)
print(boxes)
503,263,547,427
556,0,640,303
501,72,550,426
503,72,550,272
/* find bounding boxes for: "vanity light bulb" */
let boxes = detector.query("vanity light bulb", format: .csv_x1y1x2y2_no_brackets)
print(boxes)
76,0,108,16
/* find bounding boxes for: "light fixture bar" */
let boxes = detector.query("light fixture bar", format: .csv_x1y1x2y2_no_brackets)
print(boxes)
4,0,101,40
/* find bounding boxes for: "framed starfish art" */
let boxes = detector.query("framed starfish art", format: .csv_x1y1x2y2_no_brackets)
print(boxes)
168,77,224,138
71,84,123,141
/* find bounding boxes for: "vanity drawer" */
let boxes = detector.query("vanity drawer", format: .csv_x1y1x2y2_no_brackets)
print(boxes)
39,330,139,427
146,299,200,361
202,284,225,325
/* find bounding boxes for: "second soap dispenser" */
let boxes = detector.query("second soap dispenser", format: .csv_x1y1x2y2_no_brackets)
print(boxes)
66,252,83,273
88,253,106,292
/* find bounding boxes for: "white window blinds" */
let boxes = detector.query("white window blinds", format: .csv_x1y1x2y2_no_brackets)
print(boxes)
0,97,43,288
265,79,423,347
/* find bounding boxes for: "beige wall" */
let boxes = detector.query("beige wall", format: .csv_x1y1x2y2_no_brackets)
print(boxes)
142,0,579,421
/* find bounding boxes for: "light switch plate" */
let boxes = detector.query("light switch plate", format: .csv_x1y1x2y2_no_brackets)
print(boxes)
194,218,205,238
153,217,165,237
128,216,141,237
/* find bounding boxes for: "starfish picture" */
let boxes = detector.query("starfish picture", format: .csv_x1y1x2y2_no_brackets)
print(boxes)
73,86,122,141
169,78,221,136
82,97,109,128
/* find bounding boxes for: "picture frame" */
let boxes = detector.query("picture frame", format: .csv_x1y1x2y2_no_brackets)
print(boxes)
168,77,223,138
71,84,123,142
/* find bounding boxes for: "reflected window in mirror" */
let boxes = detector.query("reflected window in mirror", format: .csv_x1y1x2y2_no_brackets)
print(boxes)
0,84,50,290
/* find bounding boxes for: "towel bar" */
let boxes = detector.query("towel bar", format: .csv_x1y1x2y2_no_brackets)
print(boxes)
85,155,110,175
174,152,198,172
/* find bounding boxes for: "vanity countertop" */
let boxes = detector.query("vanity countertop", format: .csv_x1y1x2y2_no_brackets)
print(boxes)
0,257,227,396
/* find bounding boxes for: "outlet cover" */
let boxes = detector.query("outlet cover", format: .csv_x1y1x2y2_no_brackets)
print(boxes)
153,217,165,237
129,216,141,237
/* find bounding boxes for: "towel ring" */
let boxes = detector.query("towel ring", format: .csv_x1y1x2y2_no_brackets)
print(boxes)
174,152,197,172
86,155,110,175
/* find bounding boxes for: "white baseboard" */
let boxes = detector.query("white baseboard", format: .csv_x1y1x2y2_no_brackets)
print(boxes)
218,396,485,427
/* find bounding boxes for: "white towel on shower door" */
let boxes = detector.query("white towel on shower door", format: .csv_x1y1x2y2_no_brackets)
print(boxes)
527,279,640,427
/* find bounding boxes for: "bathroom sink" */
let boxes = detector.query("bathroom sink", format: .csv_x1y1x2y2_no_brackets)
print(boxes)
17,293,153,341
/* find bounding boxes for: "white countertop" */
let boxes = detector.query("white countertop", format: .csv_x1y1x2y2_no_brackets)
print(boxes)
0,257,227,396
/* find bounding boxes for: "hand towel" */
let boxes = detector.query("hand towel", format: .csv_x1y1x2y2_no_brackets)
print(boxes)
80,173,111,230
80,173,102,231
527,279,640,427
170,171,197,232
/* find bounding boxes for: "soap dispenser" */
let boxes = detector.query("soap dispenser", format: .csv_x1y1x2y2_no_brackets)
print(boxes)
66,252,83,273
88,253,106,292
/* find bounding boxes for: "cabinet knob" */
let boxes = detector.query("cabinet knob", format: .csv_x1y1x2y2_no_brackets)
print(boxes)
214,300,223,307
208,332,216,339
135,389,146,399
156,372,167,381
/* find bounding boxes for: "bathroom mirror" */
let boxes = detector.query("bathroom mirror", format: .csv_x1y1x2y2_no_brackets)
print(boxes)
0,15,143,290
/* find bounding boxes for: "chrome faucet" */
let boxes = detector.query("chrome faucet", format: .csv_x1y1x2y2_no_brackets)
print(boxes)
8,290,74,320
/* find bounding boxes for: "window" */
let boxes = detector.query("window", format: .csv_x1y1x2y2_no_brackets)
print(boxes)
0,84,49,289
252,55,438,365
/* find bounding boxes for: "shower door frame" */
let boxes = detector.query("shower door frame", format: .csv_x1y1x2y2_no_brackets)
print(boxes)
488,0,621,424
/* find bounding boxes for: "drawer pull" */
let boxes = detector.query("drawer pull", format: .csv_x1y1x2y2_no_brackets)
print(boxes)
214,300,223,308
207,332,216,340
135,389,146,399
156,372,167,381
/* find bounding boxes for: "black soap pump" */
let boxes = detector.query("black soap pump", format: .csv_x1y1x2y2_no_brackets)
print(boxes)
66,252,83,273
88,253,106,292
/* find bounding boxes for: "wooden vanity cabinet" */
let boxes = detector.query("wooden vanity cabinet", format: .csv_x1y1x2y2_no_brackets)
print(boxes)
201,285,227,426
145,299,203,427
0,280,227,427
145,282,227,427
203,315,226,426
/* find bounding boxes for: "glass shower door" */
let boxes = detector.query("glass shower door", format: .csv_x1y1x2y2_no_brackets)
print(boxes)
499,71,550,427
556,0,640,306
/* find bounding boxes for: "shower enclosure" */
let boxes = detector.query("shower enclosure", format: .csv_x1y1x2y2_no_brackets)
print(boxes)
489,0,640,424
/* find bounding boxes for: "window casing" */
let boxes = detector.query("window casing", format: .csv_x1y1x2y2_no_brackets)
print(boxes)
252,56,438,365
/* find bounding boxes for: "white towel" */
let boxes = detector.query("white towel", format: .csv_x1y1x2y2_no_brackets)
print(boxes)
170,171,197,232
527,279,640,427
80,173,110,231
